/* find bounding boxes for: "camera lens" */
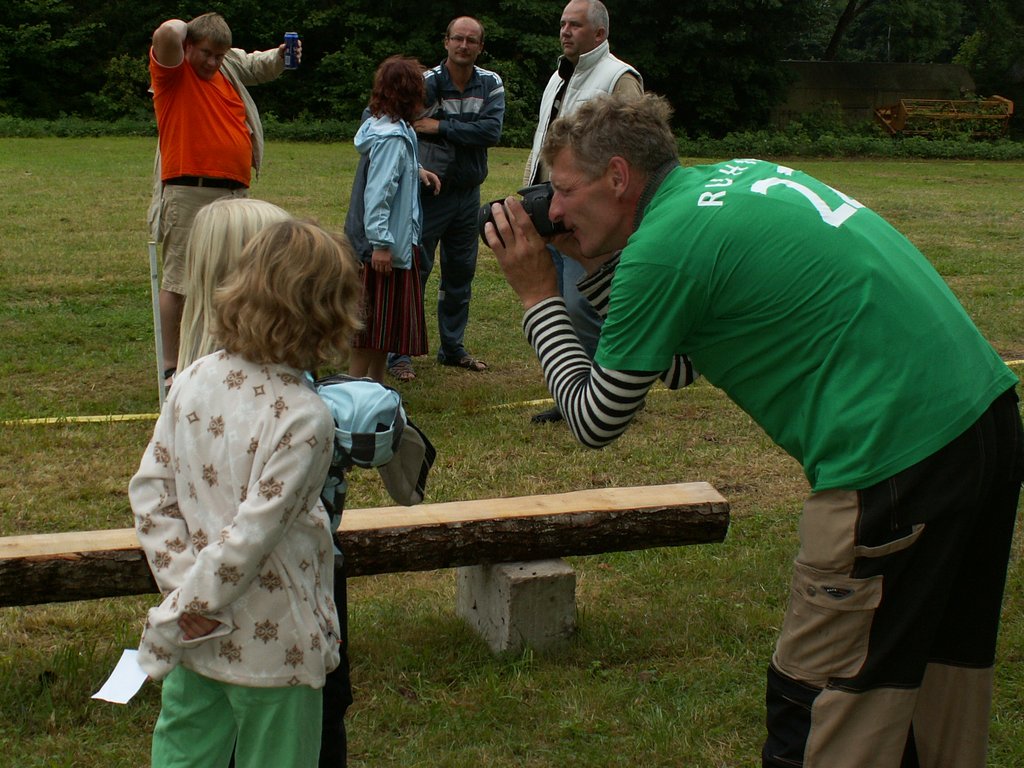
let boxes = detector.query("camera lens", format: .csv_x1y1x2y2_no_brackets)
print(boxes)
477,183,567,246
478,200,503,246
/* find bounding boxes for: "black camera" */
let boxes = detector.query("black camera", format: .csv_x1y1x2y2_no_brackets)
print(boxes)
478,182,567,245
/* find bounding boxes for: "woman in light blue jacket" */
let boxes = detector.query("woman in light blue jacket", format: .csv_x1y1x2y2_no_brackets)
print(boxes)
349,56,439,382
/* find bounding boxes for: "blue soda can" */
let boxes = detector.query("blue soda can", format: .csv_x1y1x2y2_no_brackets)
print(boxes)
284,32,300,69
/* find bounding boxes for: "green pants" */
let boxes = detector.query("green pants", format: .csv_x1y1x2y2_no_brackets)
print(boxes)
152,666,322,768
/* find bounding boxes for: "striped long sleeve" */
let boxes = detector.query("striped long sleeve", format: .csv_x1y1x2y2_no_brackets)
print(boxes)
522,254,699,448
523,297,658,448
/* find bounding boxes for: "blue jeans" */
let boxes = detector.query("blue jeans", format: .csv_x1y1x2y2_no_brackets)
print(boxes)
390,186,480,369
555,248,601,361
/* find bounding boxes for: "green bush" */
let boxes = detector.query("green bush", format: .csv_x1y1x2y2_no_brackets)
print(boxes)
679,129,1024,160
0,115,155,138
262,114,362,142
2,115,1022,160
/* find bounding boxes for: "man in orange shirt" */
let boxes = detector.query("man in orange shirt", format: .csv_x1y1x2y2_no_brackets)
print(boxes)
148,13,296,389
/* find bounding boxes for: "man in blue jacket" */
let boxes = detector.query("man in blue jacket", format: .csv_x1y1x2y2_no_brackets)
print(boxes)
387,16,505,381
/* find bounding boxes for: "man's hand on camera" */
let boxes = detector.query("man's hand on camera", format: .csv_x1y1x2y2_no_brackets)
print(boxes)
485,197,559,309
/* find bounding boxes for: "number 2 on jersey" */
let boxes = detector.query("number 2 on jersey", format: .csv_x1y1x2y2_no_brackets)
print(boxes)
750,167,864,228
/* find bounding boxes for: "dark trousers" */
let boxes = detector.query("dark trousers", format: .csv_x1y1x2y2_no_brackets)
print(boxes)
388,187,481,369
321,561,353,767
764,388,1023,767
417,186,481,361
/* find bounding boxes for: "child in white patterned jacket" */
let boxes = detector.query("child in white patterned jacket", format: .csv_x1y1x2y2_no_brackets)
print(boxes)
130,219,362,768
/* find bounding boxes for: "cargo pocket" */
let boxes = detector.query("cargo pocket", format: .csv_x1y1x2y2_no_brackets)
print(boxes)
772,561,883,686
853,522,924,559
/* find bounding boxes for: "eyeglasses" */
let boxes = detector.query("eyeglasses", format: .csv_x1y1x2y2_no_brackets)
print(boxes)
447,34,481,46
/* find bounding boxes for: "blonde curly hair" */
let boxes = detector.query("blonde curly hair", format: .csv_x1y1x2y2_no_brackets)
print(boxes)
215,220,363,371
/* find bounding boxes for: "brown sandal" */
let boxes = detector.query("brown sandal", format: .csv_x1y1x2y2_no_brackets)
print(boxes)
440,354,488,372
388,360,416,382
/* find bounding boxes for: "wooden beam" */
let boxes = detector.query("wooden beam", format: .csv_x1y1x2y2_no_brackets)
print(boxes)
0,482,729,607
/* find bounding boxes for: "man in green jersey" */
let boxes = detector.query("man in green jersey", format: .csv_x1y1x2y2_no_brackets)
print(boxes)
484,93,1022,767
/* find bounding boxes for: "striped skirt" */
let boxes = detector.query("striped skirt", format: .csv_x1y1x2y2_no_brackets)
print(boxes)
352,247,428,356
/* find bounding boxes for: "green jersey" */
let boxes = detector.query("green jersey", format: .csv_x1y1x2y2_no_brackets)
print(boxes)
597,160,1017,490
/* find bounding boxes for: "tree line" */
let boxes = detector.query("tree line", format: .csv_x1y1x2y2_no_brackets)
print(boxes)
1,0,1021,141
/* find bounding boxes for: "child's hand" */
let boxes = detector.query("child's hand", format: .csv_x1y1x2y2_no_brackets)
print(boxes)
418,167,441,195
179,612,222,640
371,248,393,275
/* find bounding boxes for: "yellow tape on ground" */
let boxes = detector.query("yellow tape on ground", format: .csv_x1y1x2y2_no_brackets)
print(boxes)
486,396,557,411
4,359,1024,426
1,413,159,427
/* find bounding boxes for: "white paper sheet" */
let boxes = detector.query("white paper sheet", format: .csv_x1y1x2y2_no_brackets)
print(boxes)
91,649,148,704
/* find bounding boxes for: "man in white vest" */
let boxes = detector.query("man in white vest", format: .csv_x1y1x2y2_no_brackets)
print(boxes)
523,0,642,423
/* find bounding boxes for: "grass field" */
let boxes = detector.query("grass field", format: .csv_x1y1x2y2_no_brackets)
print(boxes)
1,138,1022,767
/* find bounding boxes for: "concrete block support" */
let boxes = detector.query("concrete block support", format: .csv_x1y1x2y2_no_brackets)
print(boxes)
456,559,576,654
